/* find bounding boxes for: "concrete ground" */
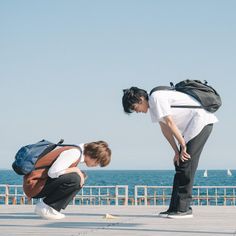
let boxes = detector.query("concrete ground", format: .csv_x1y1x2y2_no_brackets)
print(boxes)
0,205,235,236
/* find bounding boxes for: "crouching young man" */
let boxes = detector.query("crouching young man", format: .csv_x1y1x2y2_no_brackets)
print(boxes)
23,141,111,220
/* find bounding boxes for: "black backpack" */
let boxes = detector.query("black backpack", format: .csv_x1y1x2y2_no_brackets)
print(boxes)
12,139,81,175
149,80,222,113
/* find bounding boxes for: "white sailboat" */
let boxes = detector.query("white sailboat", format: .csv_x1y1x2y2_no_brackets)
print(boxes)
227,169,232,176
203,169,208,177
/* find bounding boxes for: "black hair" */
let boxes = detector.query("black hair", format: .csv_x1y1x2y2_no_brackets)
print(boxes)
122,87,148,113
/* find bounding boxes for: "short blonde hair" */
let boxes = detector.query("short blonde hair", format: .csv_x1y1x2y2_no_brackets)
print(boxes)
84,141,111,167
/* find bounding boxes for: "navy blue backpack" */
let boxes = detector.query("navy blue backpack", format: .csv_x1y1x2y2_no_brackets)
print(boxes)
12,139,80,175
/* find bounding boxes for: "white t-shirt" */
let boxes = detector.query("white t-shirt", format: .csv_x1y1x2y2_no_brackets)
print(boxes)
47,144,84,178
149,90,218,143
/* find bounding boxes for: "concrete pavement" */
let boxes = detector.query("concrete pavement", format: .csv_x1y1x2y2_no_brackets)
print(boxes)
0,205,235,236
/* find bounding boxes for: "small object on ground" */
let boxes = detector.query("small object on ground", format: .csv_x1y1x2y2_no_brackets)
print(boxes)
104,213,119,219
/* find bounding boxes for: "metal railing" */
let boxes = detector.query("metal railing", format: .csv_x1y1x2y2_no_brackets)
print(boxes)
0,184,34,205
72,185,129,206
1,184,236,206
0,184,129,206
134,185,236,206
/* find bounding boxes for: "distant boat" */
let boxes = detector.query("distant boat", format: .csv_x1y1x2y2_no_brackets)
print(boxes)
227,169,232,176
203,169,208,177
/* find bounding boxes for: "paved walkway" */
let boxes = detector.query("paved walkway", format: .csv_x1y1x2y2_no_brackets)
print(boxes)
0,205,235,236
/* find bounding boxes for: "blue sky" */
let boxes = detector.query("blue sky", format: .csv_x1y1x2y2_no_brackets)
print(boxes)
0,0,235,170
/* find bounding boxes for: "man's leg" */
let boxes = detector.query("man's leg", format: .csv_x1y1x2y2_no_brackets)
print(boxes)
168,124,213,219
174,124,213,213
35,172,82,211
167,169,179,212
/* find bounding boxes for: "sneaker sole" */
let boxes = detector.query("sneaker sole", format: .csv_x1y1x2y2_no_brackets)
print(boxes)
158,214,169,218
37,211,65,220
42,215,65,220
168,214,193,219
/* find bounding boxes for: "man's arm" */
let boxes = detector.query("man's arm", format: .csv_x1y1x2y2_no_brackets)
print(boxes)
159,121,179,155
63,167,85,187
160,115,191,162
48,148,81,178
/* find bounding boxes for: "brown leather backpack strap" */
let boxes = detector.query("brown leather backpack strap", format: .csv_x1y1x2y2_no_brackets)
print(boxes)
34,146,79,169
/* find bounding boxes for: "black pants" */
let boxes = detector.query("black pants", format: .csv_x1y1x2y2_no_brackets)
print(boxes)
34,172,82,212
168,124,213,212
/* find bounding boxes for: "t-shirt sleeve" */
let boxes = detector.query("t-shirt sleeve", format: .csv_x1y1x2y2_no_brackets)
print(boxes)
48,148,81,178
149,91,172,122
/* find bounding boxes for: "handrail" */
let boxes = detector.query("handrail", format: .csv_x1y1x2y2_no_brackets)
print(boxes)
134,185,236,206
0,184,235,206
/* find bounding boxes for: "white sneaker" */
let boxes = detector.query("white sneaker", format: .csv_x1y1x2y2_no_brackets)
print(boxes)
35,201,45,215
50,207,65,218
35,201,65,220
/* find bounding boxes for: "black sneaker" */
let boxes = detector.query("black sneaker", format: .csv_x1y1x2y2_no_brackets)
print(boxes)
167,209,193,219
158,210,173,218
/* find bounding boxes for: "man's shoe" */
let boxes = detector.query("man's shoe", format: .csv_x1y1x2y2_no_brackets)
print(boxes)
158,210,173,218
35,201,65,220
34,201,46,215
50,208,65,219
167,209,193,219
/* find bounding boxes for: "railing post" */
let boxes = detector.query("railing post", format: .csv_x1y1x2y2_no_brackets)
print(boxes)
197,187,200,206
144,186,147,206
134,186,138,206
115,186,118,206
124,185,128,206
5,185,9,205
154,191,157,206
215,188,218,206
224,188,226,206
27,197,33,205
162,188,165,205
234,188,236,206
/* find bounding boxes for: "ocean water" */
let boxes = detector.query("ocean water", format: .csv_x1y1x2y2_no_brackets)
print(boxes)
0,169,235,187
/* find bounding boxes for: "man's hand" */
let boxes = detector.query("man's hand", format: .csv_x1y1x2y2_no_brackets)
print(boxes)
180,146,191,163
173,152,180,166
173,149,191,166
78,172,85,187
63,167,86,187
77,169,85,187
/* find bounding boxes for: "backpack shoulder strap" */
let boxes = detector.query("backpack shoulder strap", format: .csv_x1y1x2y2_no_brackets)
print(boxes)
34,145,82,169
149,81,204,110
149,83,174,96
58,143,82,151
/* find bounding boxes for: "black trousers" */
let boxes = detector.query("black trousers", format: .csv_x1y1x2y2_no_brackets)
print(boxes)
34,172,82,212
168,124,213,212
